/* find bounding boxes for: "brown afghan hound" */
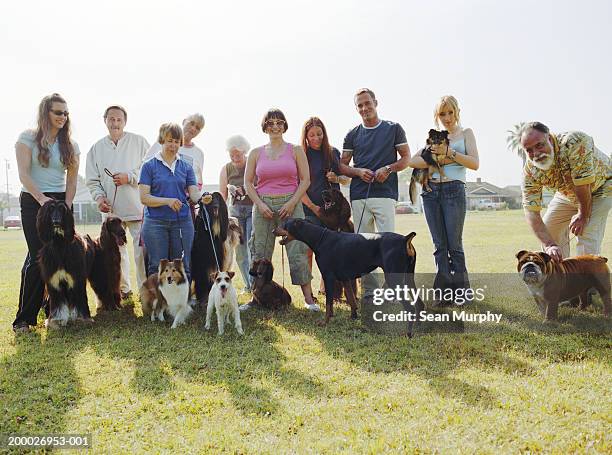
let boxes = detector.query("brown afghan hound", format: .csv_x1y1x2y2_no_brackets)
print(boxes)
87,216,126,311
37,199,94,327
192,192,229,304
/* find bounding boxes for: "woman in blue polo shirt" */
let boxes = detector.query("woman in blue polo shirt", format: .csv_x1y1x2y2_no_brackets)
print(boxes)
139,123,200,280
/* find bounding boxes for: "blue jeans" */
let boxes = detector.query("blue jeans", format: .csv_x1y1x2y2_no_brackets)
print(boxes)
421,181,470,295
229,204,253,289
141,216,195,281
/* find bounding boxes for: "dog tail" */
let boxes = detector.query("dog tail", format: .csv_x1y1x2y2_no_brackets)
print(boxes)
409,173,418,205
405,232,417,258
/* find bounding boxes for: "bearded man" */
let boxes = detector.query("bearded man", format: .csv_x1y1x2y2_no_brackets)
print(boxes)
520,121,611,262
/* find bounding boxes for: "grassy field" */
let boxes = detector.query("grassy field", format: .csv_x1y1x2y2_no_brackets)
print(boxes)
0,210,610,453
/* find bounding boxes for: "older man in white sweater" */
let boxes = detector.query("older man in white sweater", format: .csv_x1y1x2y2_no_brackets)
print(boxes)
86,105,149,299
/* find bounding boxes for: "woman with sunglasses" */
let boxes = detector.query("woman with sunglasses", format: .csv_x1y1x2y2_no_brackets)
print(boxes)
13,93,82,333
242,108,319,311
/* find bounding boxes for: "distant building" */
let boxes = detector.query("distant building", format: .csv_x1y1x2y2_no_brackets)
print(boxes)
465,178,521,210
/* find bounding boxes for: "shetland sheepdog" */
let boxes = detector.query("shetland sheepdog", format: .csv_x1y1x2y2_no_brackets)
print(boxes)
140,259,192,328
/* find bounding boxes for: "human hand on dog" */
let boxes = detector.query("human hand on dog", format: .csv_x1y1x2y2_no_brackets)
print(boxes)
258,202,275,219
569,212,588,236
278,201,297,219
326,171,338,184
38,195,54,206
544,244,563,262
357,168,375,183
374,167,391,183
167,198,183,212
96,196,112,213
430,144,449,156
112,172,129,186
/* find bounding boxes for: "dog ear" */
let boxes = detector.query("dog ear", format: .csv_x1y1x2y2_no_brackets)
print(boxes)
540,252,552,264
36,202,52,242
172,258,183,269
264,261,273,282
63,201,76,240
159,259,169,272
210,271,219,282
217,192,229,240
228,271,235,279
516,250,528,260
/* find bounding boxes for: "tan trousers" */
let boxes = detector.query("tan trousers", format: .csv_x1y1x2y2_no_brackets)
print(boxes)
543,193,611,257
351,197,397,296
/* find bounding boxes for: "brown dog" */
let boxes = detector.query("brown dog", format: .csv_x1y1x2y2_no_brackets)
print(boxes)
249,259,291,310
516,250,611,321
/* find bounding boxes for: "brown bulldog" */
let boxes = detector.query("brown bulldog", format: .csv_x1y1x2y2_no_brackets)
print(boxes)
516,250,611,321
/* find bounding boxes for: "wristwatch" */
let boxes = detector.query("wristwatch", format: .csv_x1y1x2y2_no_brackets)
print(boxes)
385,165,393,174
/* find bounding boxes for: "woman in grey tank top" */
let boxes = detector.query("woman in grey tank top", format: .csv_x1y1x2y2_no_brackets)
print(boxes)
220,135,253,292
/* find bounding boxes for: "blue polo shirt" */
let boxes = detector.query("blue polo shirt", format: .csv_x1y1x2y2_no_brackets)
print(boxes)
343,120,407,201
139,154,196,220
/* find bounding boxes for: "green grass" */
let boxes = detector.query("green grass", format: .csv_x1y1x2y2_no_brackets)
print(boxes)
0,210,610,453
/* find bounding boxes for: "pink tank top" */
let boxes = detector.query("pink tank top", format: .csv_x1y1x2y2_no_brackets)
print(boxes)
255,143,299,195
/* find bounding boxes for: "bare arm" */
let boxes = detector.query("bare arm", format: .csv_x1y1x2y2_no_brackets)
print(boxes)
139,184,182,211
279,145,310,219
65,155,79,208
569,184,592,236
187,185,201,204
16,142,51,205
452,128,480,170
525,210,562,261
245,148,274,219
219,164,228,201
340,150,374,182
407,148,429,169
374,144,411,183
301,193,320,216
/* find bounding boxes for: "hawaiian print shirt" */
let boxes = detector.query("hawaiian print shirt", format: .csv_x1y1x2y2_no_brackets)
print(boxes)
522,131,611,211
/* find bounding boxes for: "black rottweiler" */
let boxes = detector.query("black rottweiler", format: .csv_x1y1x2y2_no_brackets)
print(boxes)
274,218,423,335
409,129,449,204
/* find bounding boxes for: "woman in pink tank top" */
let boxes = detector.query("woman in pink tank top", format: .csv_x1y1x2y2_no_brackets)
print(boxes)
243,108,320,312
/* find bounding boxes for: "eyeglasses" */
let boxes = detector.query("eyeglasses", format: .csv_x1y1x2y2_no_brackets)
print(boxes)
50,110,69,117
266,120,285,128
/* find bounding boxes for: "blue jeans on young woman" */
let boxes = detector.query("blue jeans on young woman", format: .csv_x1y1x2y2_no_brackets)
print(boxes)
421,181,470,298
229,204,253,290
141,216,195,281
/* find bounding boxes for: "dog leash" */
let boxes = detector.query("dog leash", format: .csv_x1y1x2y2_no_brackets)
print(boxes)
262,211,287,292
104,168,118,213
356,179,373,233
201,199,222,272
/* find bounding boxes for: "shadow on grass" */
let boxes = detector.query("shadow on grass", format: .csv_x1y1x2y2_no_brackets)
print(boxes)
0,328,86,435
79,307,327,418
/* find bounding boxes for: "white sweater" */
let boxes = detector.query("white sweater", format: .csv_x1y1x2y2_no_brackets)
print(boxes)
86,132,150,221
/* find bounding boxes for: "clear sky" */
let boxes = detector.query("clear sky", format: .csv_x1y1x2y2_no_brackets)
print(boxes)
2,0,610,194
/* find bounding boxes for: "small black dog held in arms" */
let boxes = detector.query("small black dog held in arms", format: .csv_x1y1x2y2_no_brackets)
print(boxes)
37,199,94,328
409,129,450,204
274,218,423,336
87,216,127,311
249,258,291,310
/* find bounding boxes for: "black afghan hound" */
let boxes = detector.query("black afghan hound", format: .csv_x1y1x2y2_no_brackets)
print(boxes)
87,216,126,311
192,192,229,304
37,200,94,327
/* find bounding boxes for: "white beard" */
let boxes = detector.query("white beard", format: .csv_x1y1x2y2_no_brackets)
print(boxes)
530,149,554,171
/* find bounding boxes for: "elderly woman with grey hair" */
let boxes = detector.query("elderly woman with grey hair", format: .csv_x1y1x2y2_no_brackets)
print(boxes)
220,134,253,292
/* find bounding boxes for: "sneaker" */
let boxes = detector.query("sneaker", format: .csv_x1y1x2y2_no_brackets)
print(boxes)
239,303,252,312
13,322,31,334
305,302,320,312
121,291,133,301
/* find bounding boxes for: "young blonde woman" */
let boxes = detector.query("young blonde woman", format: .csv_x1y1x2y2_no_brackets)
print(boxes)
242,108,318,311
408,95,479,304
